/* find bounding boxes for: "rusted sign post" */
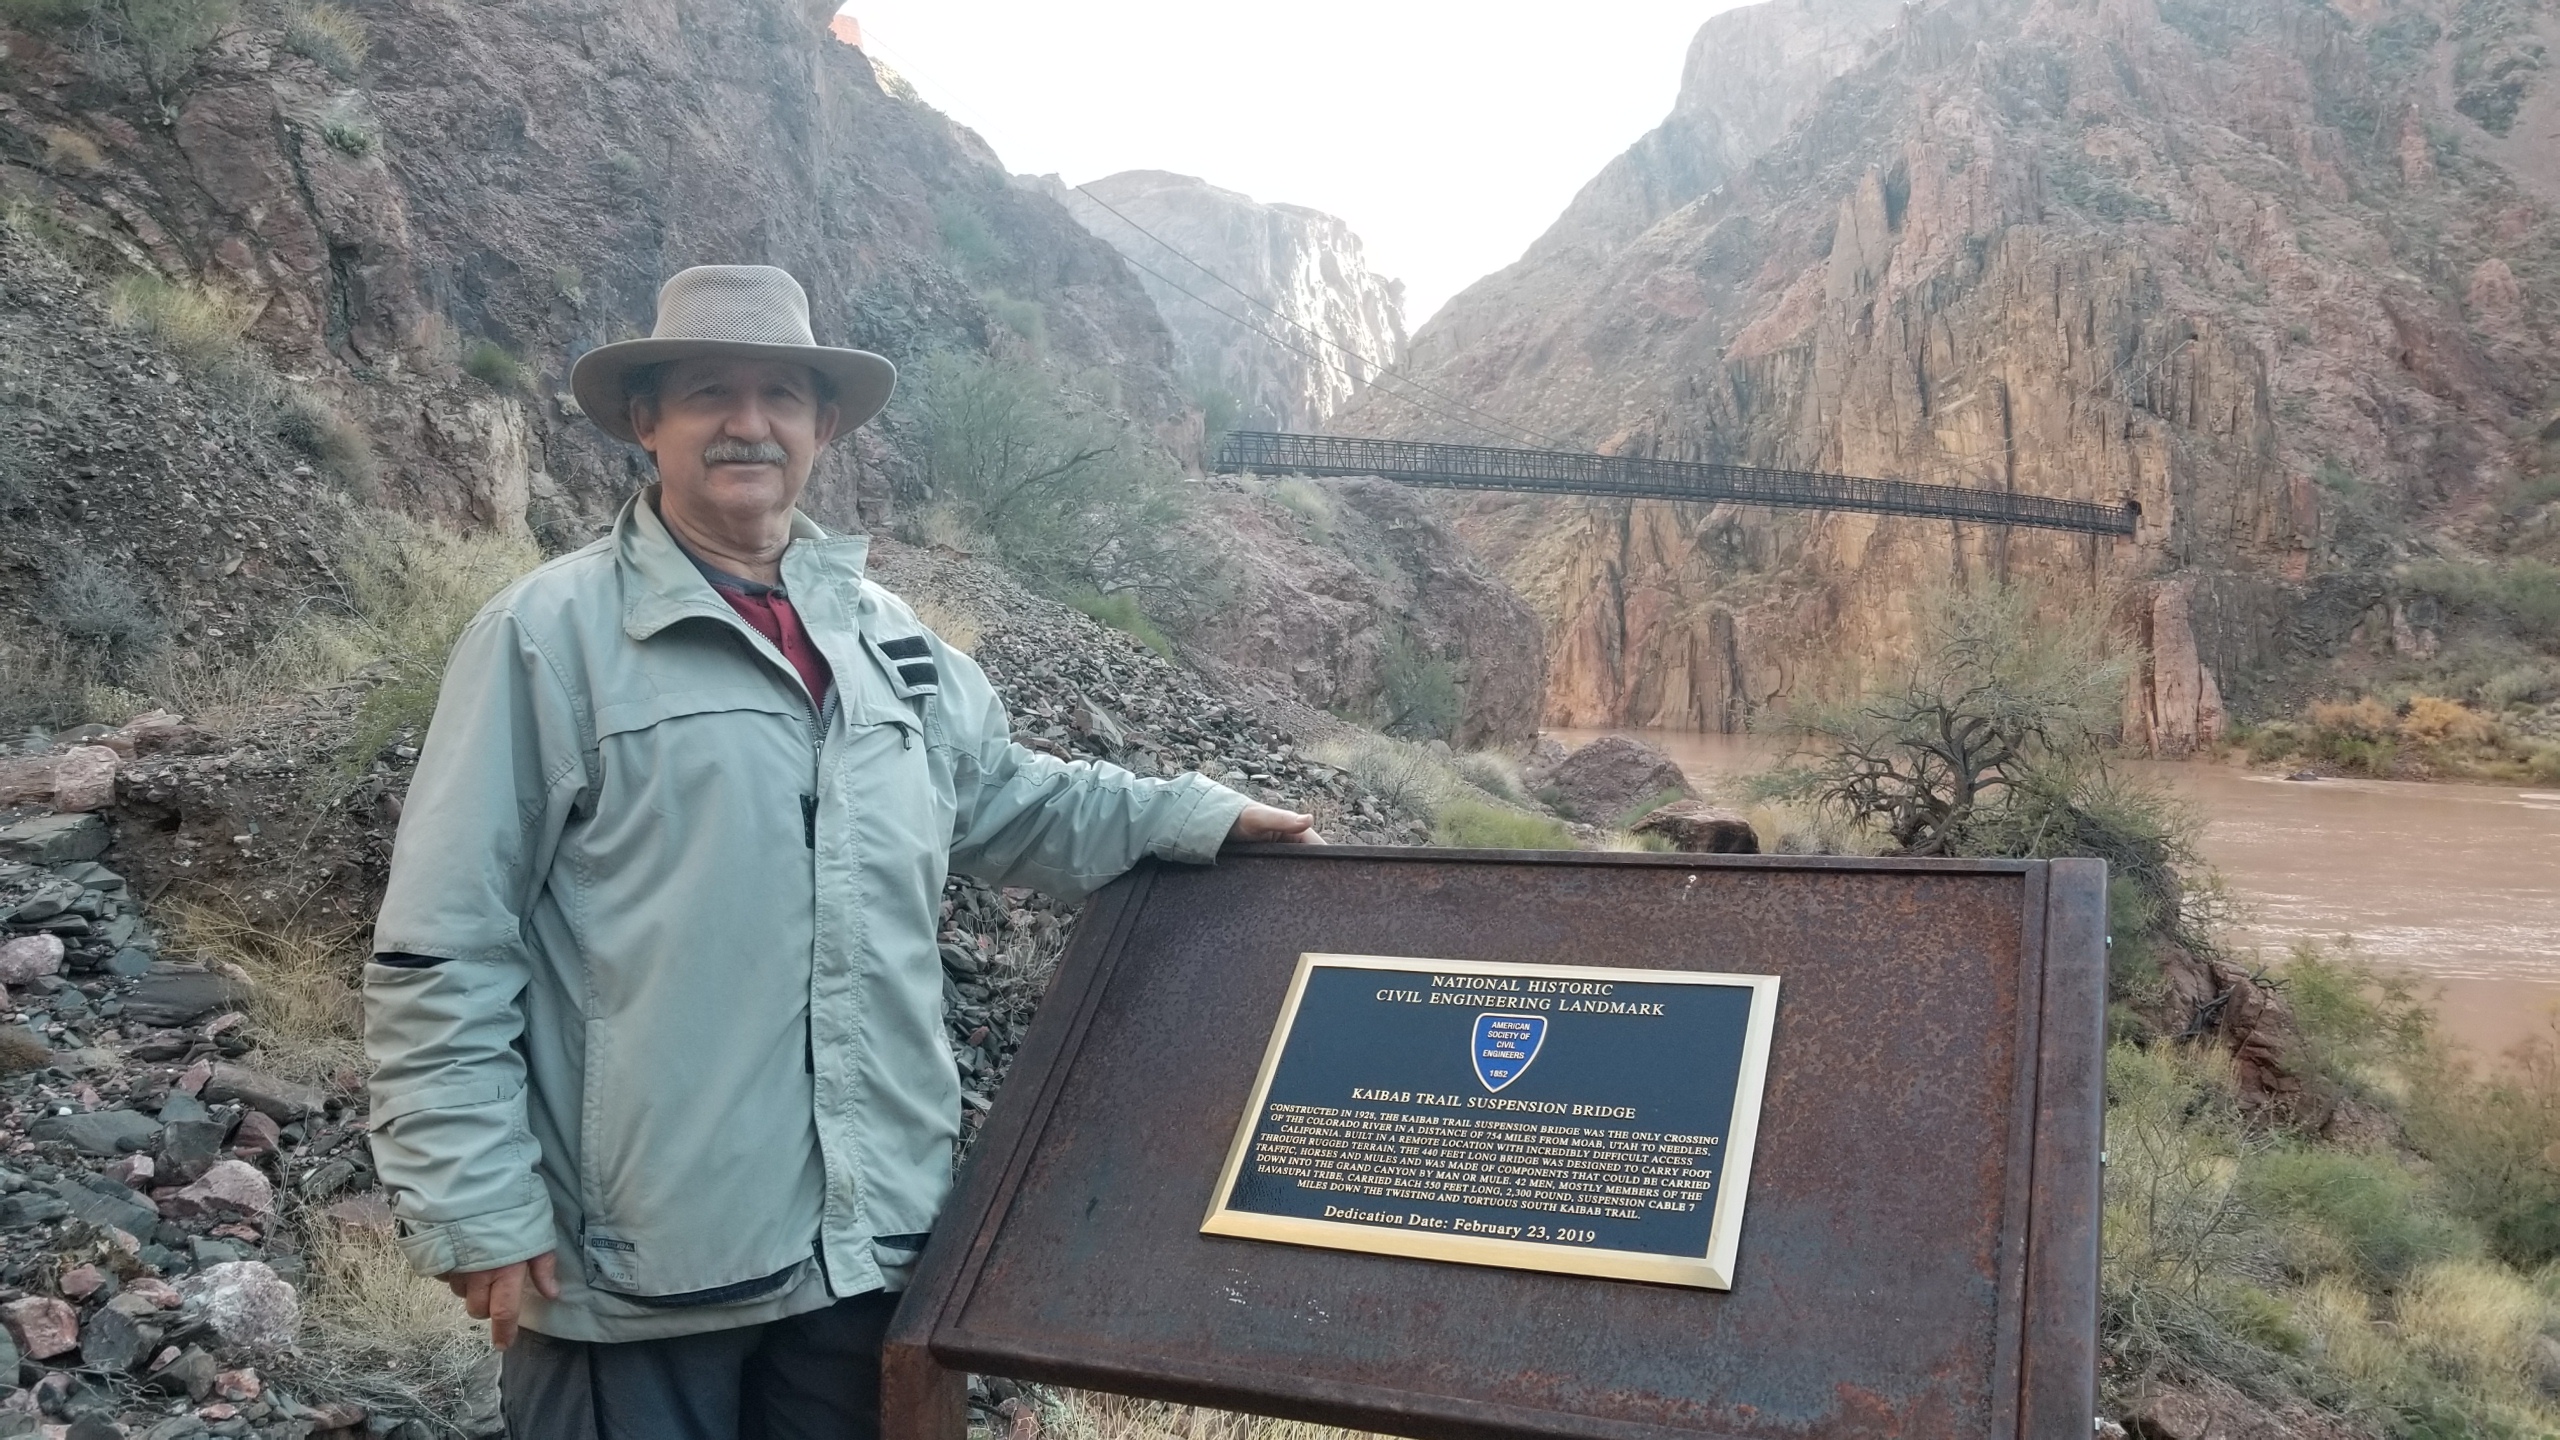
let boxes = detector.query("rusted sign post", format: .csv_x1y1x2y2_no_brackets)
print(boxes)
885,848,2107,1440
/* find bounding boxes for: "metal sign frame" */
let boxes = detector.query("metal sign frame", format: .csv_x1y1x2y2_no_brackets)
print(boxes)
884,847,2106,1440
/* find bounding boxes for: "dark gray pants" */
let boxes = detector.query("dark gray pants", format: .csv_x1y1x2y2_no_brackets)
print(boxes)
500,1291,901,1440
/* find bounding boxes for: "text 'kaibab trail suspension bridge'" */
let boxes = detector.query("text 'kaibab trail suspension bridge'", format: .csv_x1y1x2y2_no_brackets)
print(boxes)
1213,431,2141,538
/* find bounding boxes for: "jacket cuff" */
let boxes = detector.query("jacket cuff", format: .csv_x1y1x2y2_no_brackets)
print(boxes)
1154,776,1255,866
394,1194,557,1278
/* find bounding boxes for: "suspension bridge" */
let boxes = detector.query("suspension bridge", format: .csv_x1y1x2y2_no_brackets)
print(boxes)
1212,432,2140,537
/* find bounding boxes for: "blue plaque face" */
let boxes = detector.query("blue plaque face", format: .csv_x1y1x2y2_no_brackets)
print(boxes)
1203,954,1780,1288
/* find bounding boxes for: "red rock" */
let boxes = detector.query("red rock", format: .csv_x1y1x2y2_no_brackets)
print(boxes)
197,1402,239,1421
229,1110,281,1158
321,1193,394,1238
50,745,119,813
166,1159,274,1220
56,1264,103,1300
0,1295,78,1358
103,1154,154,1188
122,1277,181,1310
0,756,55,807
176,1059,211,1095
1631,801,1761,854
212,1367,260,1401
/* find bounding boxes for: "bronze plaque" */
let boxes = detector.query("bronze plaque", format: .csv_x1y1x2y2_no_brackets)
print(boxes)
1201,954,1779,1288
884,849,2107,1440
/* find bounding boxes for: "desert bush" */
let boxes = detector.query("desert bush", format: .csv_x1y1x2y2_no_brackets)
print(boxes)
276,392,377,494
1752,585,2129,855
0,0,97,27
2276,943,2431,1104
909,597,984,655
2243,1148,2473,1285
107,272,258,372
1271,478,1334,535
1041,1390,1373,1440
110,0,238,103
1451,750,1523,803
903,349,1207,614
0,635,102,733
2407,558,2560,645
282,0,365,77
935,195,1005,276
979,291,1046,350
46,553,166,677
461,339,530,393
2397,1259,2550,1390
164,899,364,1083
1376,633,1461,741
2405,1031,2560,1271
1316,733,1457,819
1068,590,1172,659
2308,695,2396,741
2400,694,2496,746
2478,662,2560,711
318,106,376,158
1432,797,1574,851
327,512,542,765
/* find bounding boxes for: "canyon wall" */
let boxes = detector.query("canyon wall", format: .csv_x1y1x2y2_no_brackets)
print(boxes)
0,0,1184,563
1044,170,1408,430
1360,0,2560,745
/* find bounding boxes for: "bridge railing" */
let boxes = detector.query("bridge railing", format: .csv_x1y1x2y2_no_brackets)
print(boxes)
1212,431,2137,537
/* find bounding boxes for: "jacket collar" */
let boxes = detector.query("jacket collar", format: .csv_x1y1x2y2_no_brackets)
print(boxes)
616,485,871,643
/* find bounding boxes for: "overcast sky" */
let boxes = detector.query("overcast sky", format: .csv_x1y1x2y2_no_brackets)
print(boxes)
838,2,1754,327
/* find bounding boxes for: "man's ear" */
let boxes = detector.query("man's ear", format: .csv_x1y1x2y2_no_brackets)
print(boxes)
628,396,660,456
813,402,843,449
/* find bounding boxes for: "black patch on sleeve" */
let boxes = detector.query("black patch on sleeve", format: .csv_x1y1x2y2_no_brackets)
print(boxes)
896,662,939,688
878,635,932,660
373,952,449,969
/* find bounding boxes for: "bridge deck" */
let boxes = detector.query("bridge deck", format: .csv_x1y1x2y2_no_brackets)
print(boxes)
1212,431,2137,537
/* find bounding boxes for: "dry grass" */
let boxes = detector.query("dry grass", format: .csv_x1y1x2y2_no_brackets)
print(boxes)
43,126,103,172
282,1211,493,1435
162,898,365,1084
913,596,986,655
1041,1391,1380,1440
2396,1259,2548,1388
283,0,367,78
107,272,262,372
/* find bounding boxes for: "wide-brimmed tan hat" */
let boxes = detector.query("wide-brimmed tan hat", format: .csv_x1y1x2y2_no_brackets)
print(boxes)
569,265,896,444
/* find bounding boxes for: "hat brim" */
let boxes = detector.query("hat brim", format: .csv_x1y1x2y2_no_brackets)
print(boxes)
568,338,897,445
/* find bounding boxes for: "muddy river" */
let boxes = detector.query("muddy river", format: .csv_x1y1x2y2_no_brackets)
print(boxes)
1552,729,2560,1064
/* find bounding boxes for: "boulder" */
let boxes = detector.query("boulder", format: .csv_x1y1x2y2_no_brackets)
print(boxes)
121,965,252,1029
49,746,119,813
0,935,63,985
176,1262,298,1352
0,1295,76,1359
201,1063,323,1122
0,755,55,807
50,1174,159,1238
0,813,108,865
167,1158,275,1220
1632,802,1762,854
29,1107,162,1156
1537,736,1691,824
77,1303,148,1373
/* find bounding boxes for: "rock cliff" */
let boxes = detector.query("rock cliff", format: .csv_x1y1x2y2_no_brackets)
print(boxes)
1043,170,1408,430
1175,477,1545,747
1359,0,2560,746
0,0,1184,567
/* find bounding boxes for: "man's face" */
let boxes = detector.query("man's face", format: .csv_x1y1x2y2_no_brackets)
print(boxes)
631,356,842,522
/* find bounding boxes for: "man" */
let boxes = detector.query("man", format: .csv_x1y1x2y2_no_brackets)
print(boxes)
365,265,1319,1439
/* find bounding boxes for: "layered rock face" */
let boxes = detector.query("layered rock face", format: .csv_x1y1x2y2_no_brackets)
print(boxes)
1045,170,1408,429
0,0,1183,560
1175,478,1546,747
1359,0,2560,745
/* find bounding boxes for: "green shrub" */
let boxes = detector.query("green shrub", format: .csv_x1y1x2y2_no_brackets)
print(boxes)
2406,559,2560,645
2406,1046,2560,1271
1432,798,1574,851
113,0,237,100
1451,750,1524,803
333,513,542,766
978,291,1045,350
1377,633,1461,741
318,109,375,158
1067,590,1172,659
0,0,95,26
2243,1147,2472,1284
1272,478,1334,535
282,0,365,78
462,339,531,393
1613,786,1685,831
936,196,1004,275
551,264,584,308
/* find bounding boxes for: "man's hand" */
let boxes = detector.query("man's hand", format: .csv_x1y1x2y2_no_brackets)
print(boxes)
1228,804,1326,845
442,1252,561,1350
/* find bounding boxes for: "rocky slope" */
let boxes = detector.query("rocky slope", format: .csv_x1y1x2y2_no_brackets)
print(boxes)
1172,477,1545,748
1359,0,2560,742
1042,170,1408,430
0,0,1184,558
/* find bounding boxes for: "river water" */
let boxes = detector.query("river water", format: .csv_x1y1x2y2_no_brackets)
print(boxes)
1550,729,2560,1064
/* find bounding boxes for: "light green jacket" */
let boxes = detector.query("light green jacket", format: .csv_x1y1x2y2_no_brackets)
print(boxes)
364,490,1250,1341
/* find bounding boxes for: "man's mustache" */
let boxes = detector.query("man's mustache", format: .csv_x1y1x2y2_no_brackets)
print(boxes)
703,439,790,467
